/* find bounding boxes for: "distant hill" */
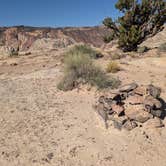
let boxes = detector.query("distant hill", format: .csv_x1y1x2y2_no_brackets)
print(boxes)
0,25,165,56
0,26,110,55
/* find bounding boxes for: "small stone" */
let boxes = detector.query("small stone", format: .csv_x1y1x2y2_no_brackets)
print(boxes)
135,112,153,123
47,153,54,160
119,82,138,93
123,120,138,131
146,84,161,98
98,96,113,109
96,103,108,122
150,109,162,118
113,121,122,130
111,104,125,116
125,105,153,123
134,86,146,96
103,102,112,110
125,95,144,105
145,117,164,128
9,62,18,66
105,92,118,98
144,95,162,111
96,103,108,129
104,97,113,105
98,96,105,103
113,115,128,130
120,92,128,100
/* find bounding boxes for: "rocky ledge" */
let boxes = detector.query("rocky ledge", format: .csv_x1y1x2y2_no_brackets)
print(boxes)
94,83,166,131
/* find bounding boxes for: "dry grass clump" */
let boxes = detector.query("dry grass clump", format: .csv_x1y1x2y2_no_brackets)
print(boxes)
58,51,120,91
106,61,121,73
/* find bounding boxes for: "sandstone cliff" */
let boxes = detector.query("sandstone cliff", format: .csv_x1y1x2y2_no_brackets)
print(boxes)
0,26,110,56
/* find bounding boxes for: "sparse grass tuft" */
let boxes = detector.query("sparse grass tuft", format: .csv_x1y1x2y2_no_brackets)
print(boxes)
106,61,121,73
58,51,120,91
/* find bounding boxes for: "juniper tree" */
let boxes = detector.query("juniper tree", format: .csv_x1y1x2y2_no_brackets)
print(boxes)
103,0,166,51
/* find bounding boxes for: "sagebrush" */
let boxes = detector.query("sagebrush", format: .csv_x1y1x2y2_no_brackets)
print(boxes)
58,48,120,91
65,44,101,59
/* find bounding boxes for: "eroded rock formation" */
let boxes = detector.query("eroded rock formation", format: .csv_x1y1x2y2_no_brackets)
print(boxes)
0,26,110,56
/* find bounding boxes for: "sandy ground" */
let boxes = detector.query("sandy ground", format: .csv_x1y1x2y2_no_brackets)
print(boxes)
0,52,166,166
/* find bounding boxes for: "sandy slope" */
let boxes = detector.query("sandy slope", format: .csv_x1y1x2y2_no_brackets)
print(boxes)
0,53,166,166
141,25,166,48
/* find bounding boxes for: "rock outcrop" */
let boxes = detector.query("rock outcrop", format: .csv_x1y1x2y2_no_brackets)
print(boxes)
94,83,166,131
140,25,166,49
0,26,110,56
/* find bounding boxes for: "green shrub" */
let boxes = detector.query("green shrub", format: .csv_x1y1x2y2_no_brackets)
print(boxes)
65,45,102,59
58,52,120,91
158,43,166,52
118,25,142,51
103,33,115,43
103,0,166,51
137,46,148,53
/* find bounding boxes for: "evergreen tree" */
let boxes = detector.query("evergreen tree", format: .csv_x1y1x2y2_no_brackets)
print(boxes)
103,0,166,51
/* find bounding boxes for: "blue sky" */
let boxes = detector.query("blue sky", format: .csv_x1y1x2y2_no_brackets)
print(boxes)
0,0,121,27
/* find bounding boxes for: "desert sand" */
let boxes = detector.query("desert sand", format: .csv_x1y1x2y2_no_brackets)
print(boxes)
0,49,166,166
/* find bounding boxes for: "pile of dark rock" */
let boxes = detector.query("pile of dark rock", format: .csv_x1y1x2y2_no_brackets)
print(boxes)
94,83,166,131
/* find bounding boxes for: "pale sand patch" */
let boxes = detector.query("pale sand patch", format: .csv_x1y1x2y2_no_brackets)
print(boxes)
0,54,166,166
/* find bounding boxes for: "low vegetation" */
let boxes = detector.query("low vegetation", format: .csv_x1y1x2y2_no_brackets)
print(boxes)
137,46,148,53
158,43,166,52
58,46,120,91
103,33,115,43
65,44,102,59
106,61,121,73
